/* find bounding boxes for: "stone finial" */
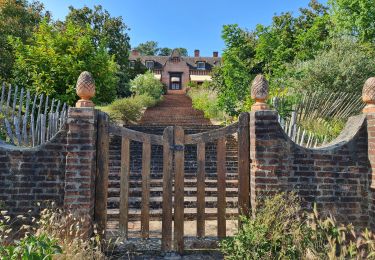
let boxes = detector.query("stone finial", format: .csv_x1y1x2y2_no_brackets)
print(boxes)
76,71,95,108
251,74,269,111
362,77,375,113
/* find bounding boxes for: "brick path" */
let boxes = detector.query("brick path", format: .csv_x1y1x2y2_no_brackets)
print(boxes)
139,94,211,125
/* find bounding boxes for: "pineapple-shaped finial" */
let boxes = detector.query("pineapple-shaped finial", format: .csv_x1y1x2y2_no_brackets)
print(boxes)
363,77,375,113
76,71,95,108
251,74,269,111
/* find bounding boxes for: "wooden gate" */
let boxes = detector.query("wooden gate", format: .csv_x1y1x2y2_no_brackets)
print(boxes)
96,112,250,254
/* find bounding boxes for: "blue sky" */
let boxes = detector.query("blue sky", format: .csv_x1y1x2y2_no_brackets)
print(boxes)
40,0,326,57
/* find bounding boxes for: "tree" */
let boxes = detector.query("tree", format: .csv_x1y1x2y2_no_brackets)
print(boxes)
135,41,159,55
329,0,375,43
212,0,332,116
0,0,46,81
136,41,189,56
175,48,188,56
158,47,172,56
10,19,119,105
215,24,259,116
158,47,188,56
65,5,131,96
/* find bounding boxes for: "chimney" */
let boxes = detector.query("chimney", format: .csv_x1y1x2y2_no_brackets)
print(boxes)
194,49,200,57
131,49,139,56
213,51,218,58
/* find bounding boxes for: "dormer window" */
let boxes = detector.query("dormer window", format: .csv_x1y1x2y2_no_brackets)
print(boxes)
197,61,205,70
129,60,135,68
145,60,154,69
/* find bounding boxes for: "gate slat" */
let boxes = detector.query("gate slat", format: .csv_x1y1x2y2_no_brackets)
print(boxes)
162,127,173,251
141,138,151,239
119,137,130,237
217,136,226,238
238,113,250,217
94,112,109,239
197,142,205,238
174,126,185,254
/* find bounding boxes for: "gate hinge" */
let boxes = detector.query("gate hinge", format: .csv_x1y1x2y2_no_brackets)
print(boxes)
170,144,184,151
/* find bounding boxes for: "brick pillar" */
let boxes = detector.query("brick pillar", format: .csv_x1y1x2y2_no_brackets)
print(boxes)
64,107,97,236
362,77,375,229
249,110,282,214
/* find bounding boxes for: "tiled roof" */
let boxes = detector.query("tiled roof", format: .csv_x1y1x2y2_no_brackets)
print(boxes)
129,54,221,70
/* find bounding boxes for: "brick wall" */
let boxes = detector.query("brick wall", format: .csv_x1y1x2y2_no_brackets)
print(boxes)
0,130,67,219
1,107,375,234
0,108,98,236
250,110,371,229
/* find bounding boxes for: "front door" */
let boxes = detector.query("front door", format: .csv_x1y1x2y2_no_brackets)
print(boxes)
169,73,182,90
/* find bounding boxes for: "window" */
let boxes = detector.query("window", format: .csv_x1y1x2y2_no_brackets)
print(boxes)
129,60,135,68
197,61,205,70
145,60,154,69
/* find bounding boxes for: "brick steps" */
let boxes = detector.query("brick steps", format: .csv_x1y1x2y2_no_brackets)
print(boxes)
139,94,211,126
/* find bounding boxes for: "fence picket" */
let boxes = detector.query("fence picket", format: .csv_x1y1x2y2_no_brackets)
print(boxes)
217,136,226,238
119,137,130,237
141,138,151,239
197,141,206,238
174,126,185,254
161,127,173,251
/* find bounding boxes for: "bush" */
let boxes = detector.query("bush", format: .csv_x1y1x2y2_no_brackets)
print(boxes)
187,83,228,123
100,94,158,124
221,192,375,259
130,71,164,99
283,37,375,94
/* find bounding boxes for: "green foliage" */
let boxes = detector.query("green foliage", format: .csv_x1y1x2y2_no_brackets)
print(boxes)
99,94,158,124
158,47,188,56
0,0,46,81
65,5,131,97
220,193,306,259
216,24,258,116
1,234,62,259
329,0,375,43
135,40,159,56
9,19,119,105
187,83,227,123
283,37,375,94
216,1,331,117
130,71,164,100
221,192,375,259
135,41,188,56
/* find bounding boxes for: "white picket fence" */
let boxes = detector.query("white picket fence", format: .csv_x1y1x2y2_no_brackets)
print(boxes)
0,83,68,147
273,91,364,148
278,112,326,148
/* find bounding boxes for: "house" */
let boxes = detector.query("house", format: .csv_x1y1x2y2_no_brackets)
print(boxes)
129,48,221,94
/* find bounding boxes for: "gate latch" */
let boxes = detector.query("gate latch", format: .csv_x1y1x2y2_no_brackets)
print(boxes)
170,144,184,151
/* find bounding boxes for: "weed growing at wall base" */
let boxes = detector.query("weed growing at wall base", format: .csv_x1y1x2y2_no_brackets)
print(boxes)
220,192,375,259
0,205,105,259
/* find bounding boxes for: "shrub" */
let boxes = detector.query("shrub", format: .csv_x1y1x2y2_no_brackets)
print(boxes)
221,192,375,259
130,71,164,99
187,84,228,123
283,37,375,94
101,94,158,124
